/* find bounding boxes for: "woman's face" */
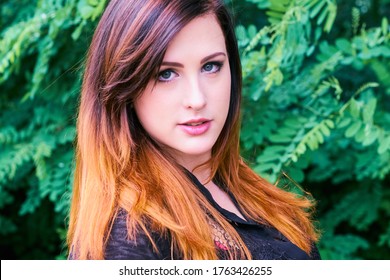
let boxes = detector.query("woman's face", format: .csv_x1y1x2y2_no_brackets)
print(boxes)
134,14,231,170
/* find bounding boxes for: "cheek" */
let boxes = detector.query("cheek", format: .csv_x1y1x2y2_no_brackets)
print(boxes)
134,90,175,133
134,93,157,130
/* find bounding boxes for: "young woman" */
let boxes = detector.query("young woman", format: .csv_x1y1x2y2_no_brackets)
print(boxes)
67,0,320,260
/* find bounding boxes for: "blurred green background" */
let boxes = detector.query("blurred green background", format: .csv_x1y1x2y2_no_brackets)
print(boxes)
0,0,389,259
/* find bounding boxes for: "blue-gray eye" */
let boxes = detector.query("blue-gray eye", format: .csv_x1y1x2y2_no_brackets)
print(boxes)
202,62,223,73
158,70,175,82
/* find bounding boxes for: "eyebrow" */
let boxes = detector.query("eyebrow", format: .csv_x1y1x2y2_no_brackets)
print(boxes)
160,52,226,68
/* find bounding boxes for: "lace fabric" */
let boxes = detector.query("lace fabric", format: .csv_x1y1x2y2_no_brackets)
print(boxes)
209,218,232,251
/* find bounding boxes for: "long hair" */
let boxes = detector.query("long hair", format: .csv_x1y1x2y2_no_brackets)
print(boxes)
67,0,319,259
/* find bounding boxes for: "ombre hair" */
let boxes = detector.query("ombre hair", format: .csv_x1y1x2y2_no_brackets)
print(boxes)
67,0,319,259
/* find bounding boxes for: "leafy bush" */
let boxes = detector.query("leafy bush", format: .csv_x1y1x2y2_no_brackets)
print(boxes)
0,0,389,259
238,0,390,259
0,0,108,259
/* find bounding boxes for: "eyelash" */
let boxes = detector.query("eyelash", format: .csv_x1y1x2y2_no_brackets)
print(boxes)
202,61,223,73
156,61,224,83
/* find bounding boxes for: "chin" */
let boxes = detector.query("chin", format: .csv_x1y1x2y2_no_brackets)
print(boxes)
176,147,213,158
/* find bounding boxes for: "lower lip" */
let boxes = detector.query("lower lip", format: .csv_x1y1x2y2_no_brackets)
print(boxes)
179,121,211,136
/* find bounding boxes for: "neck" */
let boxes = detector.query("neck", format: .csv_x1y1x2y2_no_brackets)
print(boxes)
191,164,212,185
178,158,212,185
169,150,213,184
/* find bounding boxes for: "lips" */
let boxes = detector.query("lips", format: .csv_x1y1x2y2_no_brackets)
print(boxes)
179,118,211,135
180,118,210,126
183,121,208,126
187,123,203,126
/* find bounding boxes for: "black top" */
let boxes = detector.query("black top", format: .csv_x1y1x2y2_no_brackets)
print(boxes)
104,172,321,260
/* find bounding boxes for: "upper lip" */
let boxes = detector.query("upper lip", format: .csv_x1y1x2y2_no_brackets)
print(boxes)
179,118,211,125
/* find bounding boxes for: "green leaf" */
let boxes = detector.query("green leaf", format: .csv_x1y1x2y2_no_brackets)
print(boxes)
336,38,353,55
362,128,378,146
319,123,331,136
315,130,324,144
278,127,298,136
265,145,289,153
71,20,85,41
269,0,288,13
266,11,284,20
337,117,352,128
88,0,99,5
349,99,361,118
362,98,377,123
77,0,95,20
310,1,326,19
382,17,389,36
345,121,362,138
324,3,337,33
285,167,305,183
269,134,292,143
354,125,366,143
257,152,281,163
235,25,247,42
254,163,276,173
307,134,319,150
285,118,304,129
295,143,307,155
325,119,335,129
248,25,258,38
378,136,390,154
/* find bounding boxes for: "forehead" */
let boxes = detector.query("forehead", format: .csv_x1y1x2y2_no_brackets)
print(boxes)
162,14,227,61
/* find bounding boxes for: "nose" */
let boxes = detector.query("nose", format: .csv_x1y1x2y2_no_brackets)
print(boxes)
182,76,206,111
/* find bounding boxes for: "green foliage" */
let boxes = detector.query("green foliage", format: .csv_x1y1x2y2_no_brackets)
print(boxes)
237,0,390,259
0,0,107,259
0,0,389,259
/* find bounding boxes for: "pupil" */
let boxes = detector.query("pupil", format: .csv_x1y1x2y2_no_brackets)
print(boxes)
161,71,170,79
